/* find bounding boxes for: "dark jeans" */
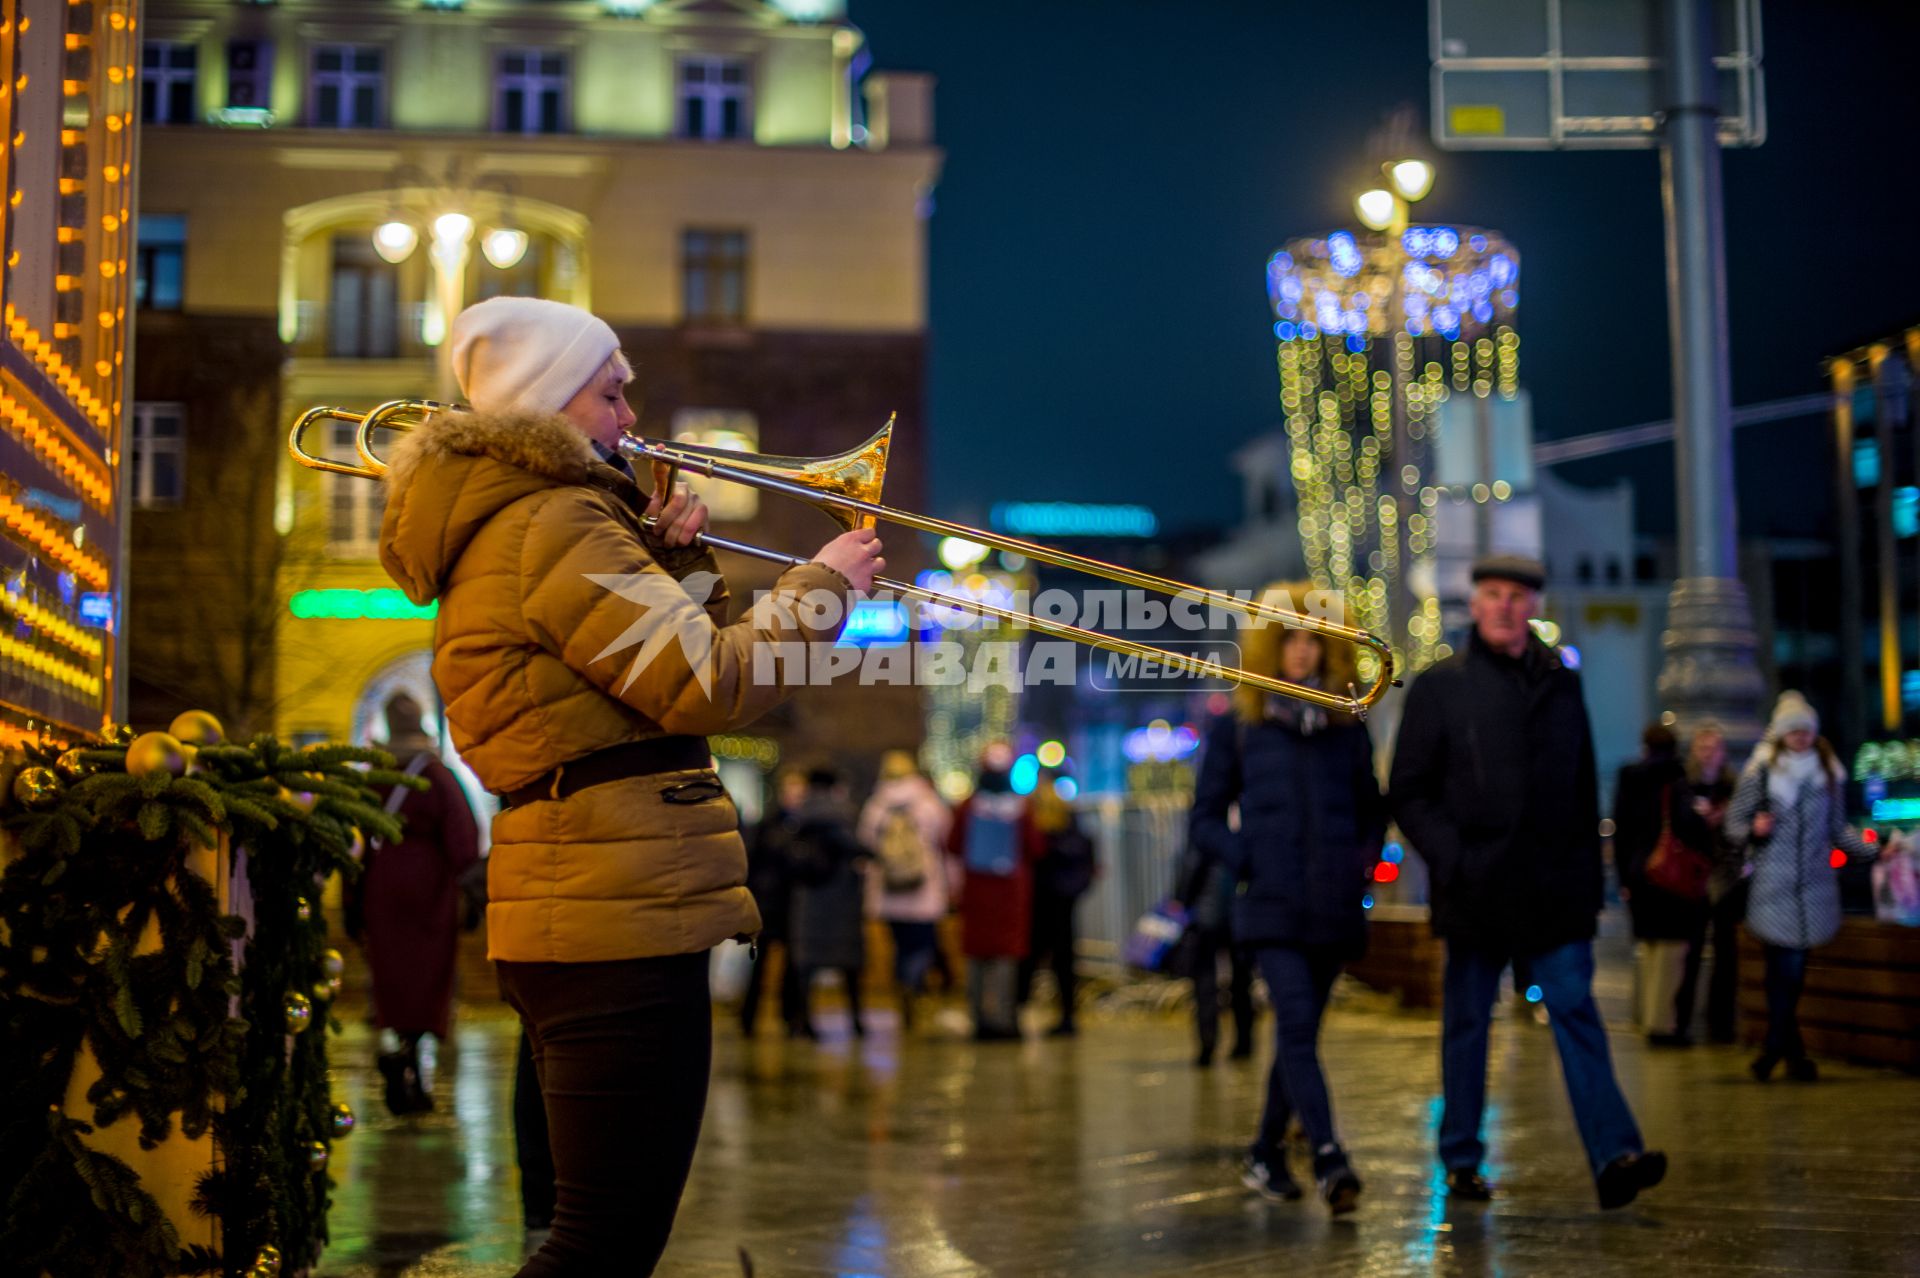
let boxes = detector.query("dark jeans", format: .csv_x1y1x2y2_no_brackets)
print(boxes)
1673,930,1706,1037
803,965,865,1032
498,954,712,1277
738,938,805,1035
1440,940,1643,1179
513,1029,555,1229
1191,929,1255,1056
1705,885,1747,1040
887,920,939,995
1252,945,1345,1169
1761,943,1809,1061
1018,890,1079,1027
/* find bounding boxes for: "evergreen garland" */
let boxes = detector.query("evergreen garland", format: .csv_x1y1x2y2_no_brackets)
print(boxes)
0,731,421,1277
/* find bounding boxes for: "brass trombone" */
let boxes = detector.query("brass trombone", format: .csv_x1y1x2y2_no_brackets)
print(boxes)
289,401,1398,714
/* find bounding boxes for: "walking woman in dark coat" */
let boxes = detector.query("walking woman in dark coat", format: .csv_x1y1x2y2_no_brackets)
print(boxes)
1613,723,1715,1045
354,692,481,1115
1190,588,1387,1215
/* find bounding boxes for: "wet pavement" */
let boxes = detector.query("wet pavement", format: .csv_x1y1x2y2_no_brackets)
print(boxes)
314,951,1920,1277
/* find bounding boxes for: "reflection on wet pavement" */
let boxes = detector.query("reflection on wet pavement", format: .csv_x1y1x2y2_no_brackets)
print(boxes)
315,979,1920,1277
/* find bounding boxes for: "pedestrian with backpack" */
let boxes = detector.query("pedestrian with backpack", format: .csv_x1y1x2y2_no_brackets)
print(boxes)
948,743,1045,1041
858,750,953,1031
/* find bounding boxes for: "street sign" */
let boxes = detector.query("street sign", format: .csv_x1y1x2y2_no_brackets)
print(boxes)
1430,0,1764,150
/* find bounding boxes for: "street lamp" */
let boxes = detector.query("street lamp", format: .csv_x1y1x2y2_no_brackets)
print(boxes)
1352,152,1435,236
367,163,529,398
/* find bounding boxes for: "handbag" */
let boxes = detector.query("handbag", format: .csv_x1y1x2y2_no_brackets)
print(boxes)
1645,783,1712,902
1123,898,1192,973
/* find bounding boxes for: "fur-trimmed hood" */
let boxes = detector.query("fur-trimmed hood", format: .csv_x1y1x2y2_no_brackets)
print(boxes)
379,408,609,605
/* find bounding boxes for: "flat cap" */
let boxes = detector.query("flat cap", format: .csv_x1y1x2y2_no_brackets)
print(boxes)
1470,554,1546,591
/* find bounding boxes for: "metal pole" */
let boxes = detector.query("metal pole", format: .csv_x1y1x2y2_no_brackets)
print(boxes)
1654,0,1766,751
1830,360,1865,750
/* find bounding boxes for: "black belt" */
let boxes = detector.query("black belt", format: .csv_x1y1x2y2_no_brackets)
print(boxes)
499,736,711,808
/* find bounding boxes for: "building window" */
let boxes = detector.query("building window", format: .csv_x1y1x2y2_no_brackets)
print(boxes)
131,403,186,507
495,49,568,134
678,56,750,140
682,229,747,325
227,40,273,109
135,214,186,311
328,235,399,358
670,409,759,521
326,421,386,554
310,44,384,128
142,41,198,124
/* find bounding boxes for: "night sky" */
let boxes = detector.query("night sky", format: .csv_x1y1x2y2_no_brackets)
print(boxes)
851,0,1920,541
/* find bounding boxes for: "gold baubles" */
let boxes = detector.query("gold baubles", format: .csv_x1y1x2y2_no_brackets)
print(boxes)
330,1101,356,1137
124,731,187,779
307,1140,329,1171
167,710,225,746
311,980,333,1004
295,896,313,923
108,724,136,745
250,1243,282,1278
283,991,313,1034
321,949,346,979
53,747,97,780
278,786,318,813
11,766,61,809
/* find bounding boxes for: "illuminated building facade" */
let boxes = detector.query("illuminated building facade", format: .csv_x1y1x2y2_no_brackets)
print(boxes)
1268,224,1524,678
126,0,940,793
0,0,139,745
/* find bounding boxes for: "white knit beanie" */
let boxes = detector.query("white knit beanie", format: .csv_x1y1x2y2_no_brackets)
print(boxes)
449,297,620,416
1768,690,1818,739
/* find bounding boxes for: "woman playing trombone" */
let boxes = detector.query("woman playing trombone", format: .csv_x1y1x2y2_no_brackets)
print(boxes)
377,296,882,1276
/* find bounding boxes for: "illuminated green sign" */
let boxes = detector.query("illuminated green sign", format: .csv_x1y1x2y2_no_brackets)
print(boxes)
990,502,1158,538
289,589,437,621
1871,796,1920,823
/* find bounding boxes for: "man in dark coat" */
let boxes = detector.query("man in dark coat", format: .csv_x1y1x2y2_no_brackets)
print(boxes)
740,768,809,1038
1389,556,1666,1211
1613,723,1715,1045
787,767,871,1038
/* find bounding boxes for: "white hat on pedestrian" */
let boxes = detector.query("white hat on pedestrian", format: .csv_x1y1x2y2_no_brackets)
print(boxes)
1767,690,1818,740
449,296,620,417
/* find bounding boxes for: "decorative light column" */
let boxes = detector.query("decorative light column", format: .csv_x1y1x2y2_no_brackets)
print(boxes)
1268,225,1521,678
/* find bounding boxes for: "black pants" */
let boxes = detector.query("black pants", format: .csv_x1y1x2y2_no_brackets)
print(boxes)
738,937,805,1034
1253,945,1345,1168
1018,890,1079,1027
1761,943,1810,1062
1705,885,1747,1040
1190,929,1255,1057
802,965,865,1032
498,954,712,1277
513,1029,555,1229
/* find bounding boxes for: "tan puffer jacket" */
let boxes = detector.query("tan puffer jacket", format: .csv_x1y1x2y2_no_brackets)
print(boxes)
378,409,851,962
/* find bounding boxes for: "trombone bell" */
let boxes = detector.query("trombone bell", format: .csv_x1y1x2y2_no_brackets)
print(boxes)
638,417,892,533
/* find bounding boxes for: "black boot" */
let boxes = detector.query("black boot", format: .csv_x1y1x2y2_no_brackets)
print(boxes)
378,1049,424,1116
